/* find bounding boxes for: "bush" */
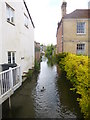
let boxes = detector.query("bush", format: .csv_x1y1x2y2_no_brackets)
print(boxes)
57,53,89,119
25,69,33,80
34,59,40,72
24,60,40,80
56,52,68,64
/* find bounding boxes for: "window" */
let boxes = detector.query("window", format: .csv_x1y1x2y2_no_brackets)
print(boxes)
12,52,15,63
8,52,15,64
77,43,85,54
77,22,85,34
6,4,14,24
8,52,11,63
24,14,29,28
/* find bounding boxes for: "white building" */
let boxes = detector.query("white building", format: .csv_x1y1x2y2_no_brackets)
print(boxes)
0,0,35,75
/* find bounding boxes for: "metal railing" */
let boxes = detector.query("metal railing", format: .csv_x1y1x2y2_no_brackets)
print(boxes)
0,66,22,104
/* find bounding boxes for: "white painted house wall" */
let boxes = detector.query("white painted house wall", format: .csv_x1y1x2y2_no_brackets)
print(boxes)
0,0,35,74
0,2,2,72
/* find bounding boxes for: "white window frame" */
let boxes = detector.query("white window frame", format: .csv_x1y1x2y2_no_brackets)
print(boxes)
6,3,14,24
24,13,29,28
77,22,86,34
76,43,85,55
8,52,16,64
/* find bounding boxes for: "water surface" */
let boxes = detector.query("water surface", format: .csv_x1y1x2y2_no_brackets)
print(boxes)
2,57,83,118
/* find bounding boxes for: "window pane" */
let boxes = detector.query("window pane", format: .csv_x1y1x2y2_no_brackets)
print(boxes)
6,4,14,23
10,8,14,23
12,52,15,64
8,52,11,63
24,14,28,27
6,5,10,22
77,22,85,34
77,44,85,54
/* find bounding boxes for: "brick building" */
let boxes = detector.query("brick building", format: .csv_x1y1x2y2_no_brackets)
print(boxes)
34,41,40,62
56,1,90,55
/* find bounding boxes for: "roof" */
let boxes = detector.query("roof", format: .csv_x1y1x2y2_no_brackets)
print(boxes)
64,9,90,19
23,0,35,28
56,9,90,36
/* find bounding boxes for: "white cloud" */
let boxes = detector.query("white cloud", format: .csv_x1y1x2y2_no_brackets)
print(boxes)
25,0,88,45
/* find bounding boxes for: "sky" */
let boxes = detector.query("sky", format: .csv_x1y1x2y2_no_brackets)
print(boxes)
25,0,89,45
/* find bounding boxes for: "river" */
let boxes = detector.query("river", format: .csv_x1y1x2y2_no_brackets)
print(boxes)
2,57,83,118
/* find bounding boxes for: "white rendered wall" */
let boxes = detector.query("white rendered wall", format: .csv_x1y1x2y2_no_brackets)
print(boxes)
0,2,2,64
1,0,35,74
0,2,2,72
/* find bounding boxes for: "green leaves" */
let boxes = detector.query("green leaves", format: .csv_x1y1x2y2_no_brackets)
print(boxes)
45,44,55,58
57,53,89,119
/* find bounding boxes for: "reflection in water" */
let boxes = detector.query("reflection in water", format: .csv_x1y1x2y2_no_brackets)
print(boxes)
2,57,83,118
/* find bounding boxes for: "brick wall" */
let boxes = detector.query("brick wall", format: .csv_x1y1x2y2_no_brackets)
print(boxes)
57,22,63,53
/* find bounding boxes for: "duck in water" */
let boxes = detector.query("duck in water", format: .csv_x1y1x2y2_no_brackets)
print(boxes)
41,87,45,92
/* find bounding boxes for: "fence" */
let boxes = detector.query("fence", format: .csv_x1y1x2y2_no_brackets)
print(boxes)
0,66,22,104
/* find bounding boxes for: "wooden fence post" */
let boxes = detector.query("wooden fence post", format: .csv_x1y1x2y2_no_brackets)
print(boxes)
0,75,1,96
9,67,13,89
8,67,13,109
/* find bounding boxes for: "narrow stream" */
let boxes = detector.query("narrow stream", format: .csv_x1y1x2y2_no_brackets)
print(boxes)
2,57,83,118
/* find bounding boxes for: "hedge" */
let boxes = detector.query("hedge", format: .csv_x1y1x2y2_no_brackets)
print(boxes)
57,53,89,119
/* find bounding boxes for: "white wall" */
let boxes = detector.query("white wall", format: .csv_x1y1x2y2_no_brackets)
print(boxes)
0,2,3,72
0,0,35,74
0,2,2,64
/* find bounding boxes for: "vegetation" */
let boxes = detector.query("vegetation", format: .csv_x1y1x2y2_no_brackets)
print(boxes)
24,59,40,80
55,52,68,64
56,53,89,119
45,44,56,66
34,59,40,72
25,69,33,80
45,44,55,58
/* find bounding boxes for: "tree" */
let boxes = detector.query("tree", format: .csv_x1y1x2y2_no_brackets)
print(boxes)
45,44,54,58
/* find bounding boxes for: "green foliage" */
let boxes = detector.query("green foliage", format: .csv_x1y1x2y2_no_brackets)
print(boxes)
24,60,40,80
34,59,40,72
57,53,89,119
47,55,56,67
45,44,55,58
25,69,33,80
56,52,68,64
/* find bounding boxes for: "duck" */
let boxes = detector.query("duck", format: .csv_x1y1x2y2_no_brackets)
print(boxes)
41,87,45,92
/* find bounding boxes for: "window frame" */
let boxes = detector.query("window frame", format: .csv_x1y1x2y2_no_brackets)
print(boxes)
8,51,16,64
8,52,11,64
6,3,15,25
24,13,29,28
76,43,85,54
77,22,86,35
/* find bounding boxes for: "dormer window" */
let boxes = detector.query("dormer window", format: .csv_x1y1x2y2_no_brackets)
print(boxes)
6,4,14,24
24,14,29,28
77,22,86,34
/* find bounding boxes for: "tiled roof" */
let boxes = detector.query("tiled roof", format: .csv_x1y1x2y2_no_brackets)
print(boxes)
64,9,90,19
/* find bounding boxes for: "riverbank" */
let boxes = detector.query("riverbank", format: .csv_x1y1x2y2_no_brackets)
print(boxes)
2,57,83,118
56,53,89,119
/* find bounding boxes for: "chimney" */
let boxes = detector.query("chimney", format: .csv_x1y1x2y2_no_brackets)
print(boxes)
61,1,67,17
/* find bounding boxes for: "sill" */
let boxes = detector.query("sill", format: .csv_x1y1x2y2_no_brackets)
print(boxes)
76,33,86,36
7,21,15,26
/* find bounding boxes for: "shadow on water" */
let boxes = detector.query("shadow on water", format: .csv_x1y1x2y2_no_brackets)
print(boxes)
2,74,39,118
56,66,83,118
2,56,83,118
